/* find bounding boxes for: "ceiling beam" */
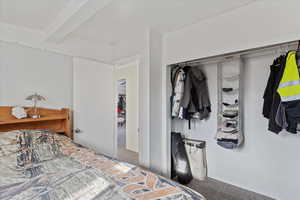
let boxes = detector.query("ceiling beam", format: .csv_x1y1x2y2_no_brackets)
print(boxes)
43,0,113,43
0,22,114,64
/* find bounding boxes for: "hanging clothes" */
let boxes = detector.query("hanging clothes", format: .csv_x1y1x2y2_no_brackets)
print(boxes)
263,55,286,119
276,51,300,133
263,54,286,134
118,96,125,112
263,50,300,134
277,51,300,101
171,65,211,121
171,68,186,118
181,66,211,120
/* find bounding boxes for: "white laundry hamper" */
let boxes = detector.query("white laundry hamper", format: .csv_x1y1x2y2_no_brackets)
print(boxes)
184,139,207,181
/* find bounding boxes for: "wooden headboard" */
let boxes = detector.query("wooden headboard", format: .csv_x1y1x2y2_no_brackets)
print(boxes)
0,106,72,139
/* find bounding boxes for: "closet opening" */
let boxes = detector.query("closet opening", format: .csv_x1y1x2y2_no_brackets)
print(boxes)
163,39,300,179
161,40,300,200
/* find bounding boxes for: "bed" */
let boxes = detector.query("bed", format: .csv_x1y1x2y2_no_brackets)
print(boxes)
0,129,206,200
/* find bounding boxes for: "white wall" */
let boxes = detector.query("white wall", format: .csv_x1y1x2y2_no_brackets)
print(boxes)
149,29,163,173
115,62,139,153
165,0,300,65
138,48,150,168
163,0,300,199
0,41,73,109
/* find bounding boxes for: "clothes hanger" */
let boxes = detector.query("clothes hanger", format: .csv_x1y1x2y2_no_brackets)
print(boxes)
296,40,300,67
297,40,300,51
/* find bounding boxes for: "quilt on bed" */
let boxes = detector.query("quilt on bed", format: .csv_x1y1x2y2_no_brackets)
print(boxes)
0,130,205,200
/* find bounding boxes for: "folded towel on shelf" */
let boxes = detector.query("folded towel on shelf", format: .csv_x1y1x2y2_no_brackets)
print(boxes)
222,110,238,119
222,128,238,134
217,139,238,149
223,100,239,108
217,133,238,140
217,120,239,139
11,106,27,119
223,119,238,128
222,88,239,94
222,88,234,92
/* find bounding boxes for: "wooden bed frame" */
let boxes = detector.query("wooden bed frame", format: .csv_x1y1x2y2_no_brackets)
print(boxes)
0,106,72,139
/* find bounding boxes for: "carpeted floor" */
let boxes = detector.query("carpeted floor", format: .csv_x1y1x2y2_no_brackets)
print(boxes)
186,178,275,200
117,126,273,200
118,147,139,165
117,126,139,165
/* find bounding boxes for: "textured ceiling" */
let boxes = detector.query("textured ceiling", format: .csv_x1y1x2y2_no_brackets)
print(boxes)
70,0,256,45
0,0,258,61
0,0,70,30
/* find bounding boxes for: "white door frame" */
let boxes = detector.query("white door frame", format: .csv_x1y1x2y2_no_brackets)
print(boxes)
161,64,172,177
113,56,144,165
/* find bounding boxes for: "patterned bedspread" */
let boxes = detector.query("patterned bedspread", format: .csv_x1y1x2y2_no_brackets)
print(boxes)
0,130,205,200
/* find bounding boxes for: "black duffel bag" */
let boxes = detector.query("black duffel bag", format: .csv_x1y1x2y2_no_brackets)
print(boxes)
171,132,193,184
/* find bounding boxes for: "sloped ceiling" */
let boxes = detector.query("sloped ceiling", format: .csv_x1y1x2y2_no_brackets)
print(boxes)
0,0,257,61
0,0,70,30
71,0,255,45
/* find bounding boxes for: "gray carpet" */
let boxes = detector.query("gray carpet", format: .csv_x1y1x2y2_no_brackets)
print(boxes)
117,126,139,165
117,126,273,200
117,147,139,165
187,178,275,200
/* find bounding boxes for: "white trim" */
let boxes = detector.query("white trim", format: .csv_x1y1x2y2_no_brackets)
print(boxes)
161,64,172,177
161,35,171,177
113,66,118,159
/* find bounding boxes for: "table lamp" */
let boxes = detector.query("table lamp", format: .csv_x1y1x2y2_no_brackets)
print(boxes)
26,93,46,118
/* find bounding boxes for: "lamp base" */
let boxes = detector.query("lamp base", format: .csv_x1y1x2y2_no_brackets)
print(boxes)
31,115,40,119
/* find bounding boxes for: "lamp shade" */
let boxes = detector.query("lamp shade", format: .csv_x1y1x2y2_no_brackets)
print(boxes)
26,93,46,101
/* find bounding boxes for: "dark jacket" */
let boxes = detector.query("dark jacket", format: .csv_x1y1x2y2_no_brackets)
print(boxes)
264,53,300,134
282,100,300,134
267,55,286,134
263,56,284,119
181,66,211,120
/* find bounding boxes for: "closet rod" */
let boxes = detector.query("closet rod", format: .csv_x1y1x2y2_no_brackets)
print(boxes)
171,40,299,66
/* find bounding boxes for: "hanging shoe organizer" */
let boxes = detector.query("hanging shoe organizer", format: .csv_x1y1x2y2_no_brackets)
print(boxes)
216,57,244,149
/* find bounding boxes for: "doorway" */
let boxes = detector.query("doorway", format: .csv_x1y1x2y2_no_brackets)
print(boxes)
115,62,139,165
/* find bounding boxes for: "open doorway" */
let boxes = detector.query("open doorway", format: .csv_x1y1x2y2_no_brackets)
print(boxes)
115,62,139,165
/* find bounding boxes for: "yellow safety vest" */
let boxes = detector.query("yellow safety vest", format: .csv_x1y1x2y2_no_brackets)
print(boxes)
277,51,300,102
